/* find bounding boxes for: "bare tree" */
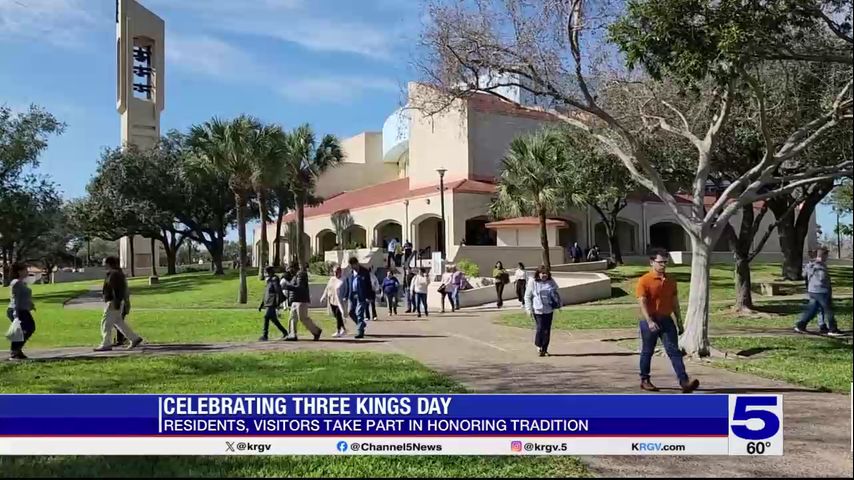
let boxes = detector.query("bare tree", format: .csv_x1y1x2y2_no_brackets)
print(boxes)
413,0,853,356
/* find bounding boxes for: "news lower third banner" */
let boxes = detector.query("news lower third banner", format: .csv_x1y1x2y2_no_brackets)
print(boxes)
0,394,783,456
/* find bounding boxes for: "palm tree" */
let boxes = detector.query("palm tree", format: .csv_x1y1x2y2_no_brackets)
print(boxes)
250,124,286,279
281,124,344,266
188,115,262,304
491,130,568,270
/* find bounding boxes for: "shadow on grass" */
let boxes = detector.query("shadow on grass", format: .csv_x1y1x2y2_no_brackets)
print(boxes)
127,272,239,299
548,352,637,357
609,287,629,299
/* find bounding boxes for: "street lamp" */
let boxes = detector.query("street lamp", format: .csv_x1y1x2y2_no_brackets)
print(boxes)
436,167,447,260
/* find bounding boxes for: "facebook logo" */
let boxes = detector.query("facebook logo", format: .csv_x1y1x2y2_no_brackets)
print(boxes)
336,441,349,453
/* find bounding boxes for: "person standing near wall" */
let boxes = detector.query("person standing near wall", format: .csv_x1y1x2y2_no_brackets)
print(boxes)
513,263,528,308
403,240,413,268
404,267,417,313
438,265,454,313
386,238,398,269
524,266,561,357
635,249,700,393
492,261,509,308
367,266,380,321
393,240,403,268
6,263,36,360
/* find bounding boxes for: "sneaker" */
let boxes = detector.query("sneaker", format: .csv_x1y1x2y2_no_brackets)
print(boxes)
258,335,269,342
680,378,700,394
640,379,659,392
331,331,342,338
127,337,144,350
11,351,27,360
93,346,113,352
372,317,378,321
827,329,846,337
793,326,808,334
819,326,830,335
313,329,322,341
538,350,549,357
355,331,365,339
284,336,298,342
417,314,422,318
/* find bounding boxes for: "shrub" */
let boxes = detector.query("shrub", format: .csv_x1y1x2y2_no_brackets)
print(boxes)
308,261,334,277
308,253,325,263
455,258,480,278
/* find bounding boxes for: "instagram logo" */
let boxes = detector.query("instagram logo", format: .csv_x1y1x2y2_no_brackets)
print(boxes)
511,441,523,452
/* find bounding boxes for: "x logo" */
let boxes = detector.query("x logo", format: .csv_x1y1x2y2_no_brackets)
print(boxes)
225,441,235,452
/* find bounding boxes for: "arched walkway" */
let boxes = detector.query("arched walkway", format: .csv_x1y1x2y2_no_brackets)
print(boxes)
464,216,496,246
412,214,442,253
594,219,638,255
342,225,367,249
374,220,403,248
316,230,337,256
649,221,687,252
553,218,581,249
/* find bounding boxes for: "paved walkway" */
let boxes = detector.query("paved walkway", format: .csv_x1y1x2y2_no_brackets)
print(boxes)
21,307,854,478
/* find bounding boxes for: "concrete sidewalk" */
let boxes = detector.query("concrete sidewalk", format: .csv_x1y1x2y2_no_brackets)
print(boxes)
19,307,854,478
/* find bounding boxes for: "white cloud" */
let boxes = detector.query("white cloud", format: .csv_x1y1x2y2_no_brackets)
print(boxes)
168,33,399,104
167,33,269,82
0,0,99,47
279,76,399,103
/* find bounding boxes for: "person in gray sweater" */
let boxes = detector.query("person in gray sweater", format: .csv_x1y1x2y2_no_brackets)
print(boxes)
6,263,35,360
795,247,844,336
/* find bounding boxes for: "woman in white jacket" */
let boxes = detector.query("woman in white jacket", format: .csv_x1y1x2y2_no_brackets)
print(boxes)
410,268,431,318
320,266,347,337
524,265,561,357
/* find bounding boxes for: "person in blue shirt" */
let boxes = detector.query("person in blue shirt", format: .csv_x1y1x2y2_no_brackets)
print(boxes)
343,257,372,338
382,270,401,316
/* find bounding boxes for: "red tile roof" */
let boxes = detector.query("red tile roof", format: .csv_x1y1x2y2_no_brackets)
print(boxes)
467,92,559,122
280,177,497,223
485,217,567,229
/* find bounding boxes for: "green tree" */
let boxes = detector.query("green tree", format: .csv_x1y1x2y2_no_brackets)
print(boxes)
0,176,63,285
491,130,568,270
189,116,262,303
416,0,852,356
280,124,344,266
250,124,286,278
0,104,64,186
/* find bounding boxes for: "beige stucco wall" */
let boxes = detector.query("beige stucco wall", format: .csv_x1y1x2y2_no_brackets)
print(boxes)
407,83,471,188
468,110,547,181
313,132,398,198
450,192,492,248
494,225,560,247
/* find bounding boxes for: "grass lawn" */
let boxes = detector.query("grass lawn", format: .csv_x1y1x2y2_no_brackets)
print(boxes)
590,263,853,305
709,336,853,393
0,274,345,349
0,351,588,478
498,298,853,332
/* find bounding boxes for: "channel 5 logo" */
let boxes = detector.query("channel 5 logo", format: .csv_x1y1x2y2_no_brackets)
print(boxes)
729,396,781,440
510,441,523,452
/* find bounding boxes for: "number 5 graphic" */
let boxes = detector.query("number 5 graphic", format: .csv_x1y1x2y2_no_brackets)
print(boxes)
731,396,781,440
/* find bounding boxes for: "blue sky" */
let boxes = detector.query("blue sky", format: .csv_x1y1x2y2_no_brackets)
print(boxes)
0,0,846,238
0,0,420,197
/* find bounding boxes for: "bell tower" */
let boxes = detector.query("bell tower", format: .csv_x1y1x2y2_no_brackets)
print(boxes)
116,0,165,275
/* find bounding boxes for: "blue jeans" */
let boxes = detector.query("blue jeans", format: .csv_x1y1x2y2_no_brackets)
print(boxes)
416,293,428,316
452,288,461,310
405,290,414,311
639,316,688,383
348,297,367,334
262,306,288,337
797,292,836,331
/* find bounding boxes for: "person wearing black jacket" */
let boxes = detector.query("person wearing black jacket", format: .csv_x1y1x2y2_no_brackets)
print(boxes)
258,266,289,341
403,267,417,313
94,256,143,352
281,264,322,341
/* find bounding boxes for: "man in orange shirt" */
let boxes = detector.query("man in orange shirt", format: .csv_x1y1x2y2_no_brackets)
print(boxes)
635,249,700,393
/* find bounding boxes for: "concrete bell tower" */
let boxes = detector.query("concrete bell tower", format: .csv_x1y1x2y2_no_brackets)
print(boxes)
116,0,165,276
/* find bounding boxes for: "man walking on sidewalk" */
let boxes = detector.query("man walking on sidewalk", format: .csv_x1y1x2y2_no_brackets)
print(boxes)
281,264,322,341
258,266,289,341
635,249,699,393
795,246,844,336
344,257,371,338
94,256,143,352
